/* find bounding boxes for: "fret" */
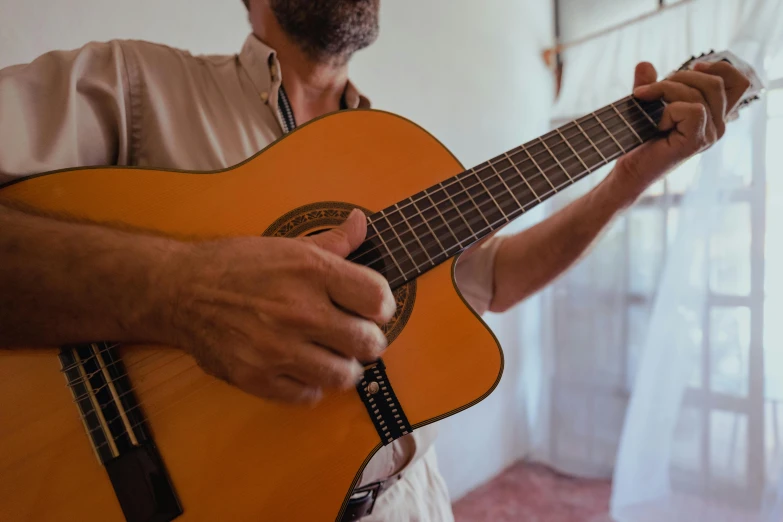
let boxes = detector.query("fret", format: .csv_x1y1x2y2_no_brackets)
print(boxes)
554,127,591,177
350,95,670,287
421,188,464,249
405,195,453,264
461,168,508,229
522,145,558,194
506,147,553,198
378,209,420,275
574,119,609,162
591,110,627,154
600,107,647,154
439,181,483,240
453,171,493,231
503,151,541,203
429,183,478,244
486,154,538,216
352,233,403,285
367,220,410,282
540,133,587,188
636,98,665,126
630,97,659,127
538,135,574,184
610,102,643,143
486,159,523,216
618,97,661,142
393,202,436,268
471,166,510,220
561,117,614,175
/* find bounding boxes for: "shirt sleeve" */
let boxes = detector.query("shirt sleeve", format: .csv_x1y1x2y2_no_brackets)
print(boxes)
0,40,133,184
453,233,506,316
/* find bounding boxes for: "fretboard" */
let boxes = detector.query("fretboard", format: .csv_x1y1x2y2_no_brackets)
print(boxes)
349,95,664,290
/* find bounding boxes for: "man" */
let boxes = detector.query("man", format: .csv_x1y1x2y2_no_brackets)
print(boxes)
0,0,749,520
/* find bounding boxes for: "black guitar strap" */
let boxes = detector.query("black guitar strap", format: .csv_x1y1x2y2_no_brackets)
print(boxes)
277,84,413,448
277,84,349,134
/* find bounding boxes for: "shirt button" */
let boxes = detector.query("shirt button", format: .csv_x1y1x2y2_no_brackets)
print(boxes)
260,91,269,103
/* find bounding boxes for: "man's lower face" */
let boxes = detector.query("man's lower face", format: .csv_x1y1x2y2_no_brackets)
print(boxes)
269,0,381,60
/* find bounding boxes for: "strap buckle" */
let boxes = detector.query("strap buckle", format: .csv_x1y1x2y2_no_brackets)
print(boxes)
342,474,402,521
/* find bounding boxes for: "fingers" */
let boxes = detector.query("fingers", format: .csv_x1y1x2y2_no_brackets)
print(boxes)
280,342,365,390
251,375,324,405
633,71,722,141
311,307,388,362
324,258,397,324
633,59,751,142
693,61,752,113
634,79,705,105
304,209,367,258
658,101,709,153
633,62,658,90
667,71,727,137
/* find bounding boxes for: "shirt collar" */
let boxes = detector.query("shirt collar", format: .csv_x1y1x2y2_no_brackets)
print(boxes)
238,34,371,110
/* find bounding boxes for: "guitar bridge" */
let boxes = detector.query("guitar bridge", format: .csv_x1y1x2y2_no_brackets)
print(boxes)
59,343,182,522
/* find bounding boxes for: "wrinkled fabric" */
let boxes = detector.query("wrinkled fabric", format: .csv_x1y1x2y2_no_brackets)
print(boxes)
0,33,503,520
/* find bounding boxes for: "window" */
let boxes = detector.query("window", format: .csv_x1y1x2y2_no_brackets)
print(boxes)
545,74,783,499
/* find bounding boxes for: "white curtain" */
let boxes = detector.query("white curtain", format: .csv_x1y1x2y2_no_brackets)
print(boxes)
514,0,783,520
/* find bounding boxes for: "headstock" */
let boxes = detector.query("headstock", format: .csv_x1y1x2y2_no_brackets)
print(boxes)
678,50,766,119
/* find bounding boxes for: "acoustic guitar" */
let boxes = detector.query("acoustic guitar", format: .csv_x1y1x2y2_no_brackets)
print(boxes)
0,51,764,521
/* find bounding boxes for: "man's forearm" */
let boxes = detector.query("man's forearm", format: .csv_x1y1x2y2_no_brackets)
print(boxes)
488,169,636,313
0,204,181,347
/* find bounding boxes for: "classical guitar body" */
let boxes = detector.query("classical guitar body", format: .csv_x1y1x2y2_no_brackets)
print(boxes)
0,110,503,521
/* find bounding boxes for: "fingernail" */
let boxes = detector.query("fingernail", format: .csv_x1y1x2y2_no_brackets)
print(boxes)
306,388,323,405
353,360,365,380
633,86,649,96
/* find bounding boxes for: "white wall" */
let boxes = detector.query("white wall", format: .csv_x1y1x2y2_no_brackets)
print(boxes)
0,0,554,502
558,0,657,42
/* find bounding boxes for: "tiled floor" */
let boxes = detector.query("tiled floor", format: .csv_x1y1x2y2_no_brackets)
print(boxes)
452,461,613,522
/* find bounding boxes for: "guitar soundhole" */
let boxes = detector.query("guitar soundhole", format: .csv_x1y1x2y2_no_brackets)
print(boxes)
263,202,416,344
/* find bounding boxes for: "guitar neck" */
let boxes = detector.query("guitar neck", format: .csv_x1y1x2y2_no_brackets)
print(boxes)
349,95,665,290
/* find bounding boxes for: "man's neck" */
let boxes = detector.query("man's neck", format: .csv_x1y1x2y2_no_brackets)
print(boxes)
251,10,350,125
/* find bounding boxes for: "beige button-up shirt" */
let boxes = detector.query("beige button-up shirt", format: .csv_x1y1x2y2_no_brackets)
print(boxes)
0,34,503,521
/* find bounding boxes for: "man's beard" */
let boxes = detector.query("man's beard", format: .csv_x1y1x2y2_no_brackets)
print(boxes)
270,0,380,64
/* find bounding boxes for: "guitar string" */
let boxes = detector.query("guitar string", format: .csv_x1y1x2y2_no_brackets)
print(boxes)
60,106,662,388
57,97,656,378
13,369,220,469
347,101,661,266
76,357,210,446
57,109,636,378
61,343,181,382
60,105,659,386
382,109,664,288
357,112,661,280
352,95,653,249
356,95,643,239
62,113,663,443
66,345,201,404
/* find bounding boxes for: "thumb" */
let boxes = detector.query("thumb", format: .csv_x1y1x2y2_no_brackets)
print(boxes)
633,61,657,90
304,208,367,258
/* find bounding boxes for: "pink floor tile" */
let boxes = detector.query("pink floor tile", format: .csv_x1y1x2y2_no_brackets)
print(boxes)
452,461,612,522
